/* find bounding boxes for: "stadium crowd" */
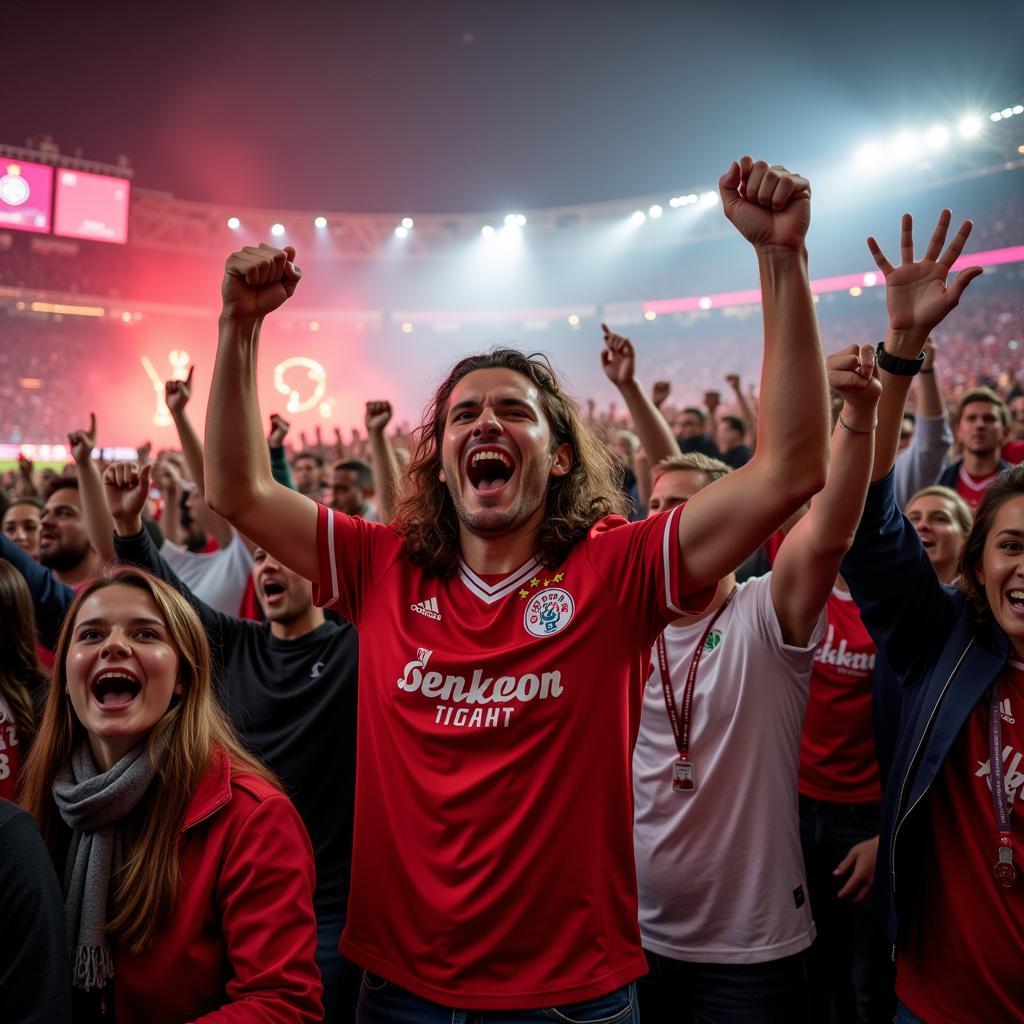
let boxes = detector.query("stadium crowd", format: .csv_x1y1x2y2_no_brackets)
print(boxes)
0,155,1021,1024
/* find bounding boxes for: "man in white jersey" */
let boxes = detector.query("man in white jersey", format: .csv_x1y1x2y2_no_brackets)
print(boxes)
602,331,881,1022
203,156,831,1023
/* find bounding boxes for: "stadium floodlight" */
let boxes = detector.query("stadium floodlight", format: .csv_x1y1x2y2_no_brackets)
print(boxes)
643,310,657,321
991,112,1004,122
856,142,886,171
698,297,712,310
567,314,580,326
648,204,663,219
926,124,950,150
1002,108,1014,118
890,132,920,163
699,191,719,206
958,115,984,138
515,214,526,227
394,225,409,239
401,217,414,230
270,223,285,237
863,272,879,287
1015,105,1024,116
314,216,328,229
227,216,240,230
668,196,683,208
630,210,646,226
481,225,495,238
504,213,522,228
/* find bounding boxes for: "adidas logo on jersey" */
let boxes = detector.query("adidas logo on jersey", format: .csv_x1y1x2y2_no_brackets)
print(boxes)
1002,697,1016,726
411,597,442,621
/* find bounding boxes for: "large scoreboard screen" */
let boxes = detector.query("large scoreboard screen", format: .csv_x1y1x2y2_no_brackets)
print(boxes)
54,169,130,244
0,161,53,234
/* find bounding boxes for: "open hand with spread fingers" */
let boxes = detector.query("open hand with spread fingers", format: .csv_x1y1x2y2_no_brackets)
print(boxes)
719,156,811,252
68,412,97,466
867,210,983,338
221,243,302,322
600,324,636,387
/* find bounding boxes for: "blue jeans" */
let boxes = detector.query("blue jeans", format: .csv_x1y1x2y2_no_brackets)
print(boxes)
799,796,895,1024
894,1002,926,1023
636,949,809,1023
356,974,639,1023
316,914,362,1022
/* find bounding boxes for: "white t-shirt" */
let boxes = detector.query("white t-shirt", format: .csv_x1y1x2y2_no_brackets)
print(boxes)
160,532,254,617
633,572,824,964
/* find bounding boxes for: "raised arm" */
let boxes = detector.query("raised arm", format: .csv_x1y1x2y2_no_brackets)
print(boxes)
599,327,680,466
365,401,400,524
892,337,953,507
268,413,296,490
867,211,982,481
771,346,881,645
68,413,115,564
205,244,320,583
103,462,232,655
726,373,758,448
165,368,234,550
676,157,830,594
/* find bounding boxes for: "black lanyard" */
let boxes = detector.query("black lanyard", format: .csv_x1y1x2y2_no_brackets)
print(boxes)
655,588,735,793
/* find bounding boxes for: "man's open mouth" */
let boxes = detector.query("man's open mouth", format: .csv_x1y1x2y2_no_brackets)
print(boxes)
262,581,286,603
90,671,142,708
465,447,516,495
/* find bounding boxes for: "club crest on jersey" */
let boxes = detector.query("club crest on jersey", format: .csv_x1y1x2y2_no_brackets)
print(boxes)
524,587,575,638
704,630,723,653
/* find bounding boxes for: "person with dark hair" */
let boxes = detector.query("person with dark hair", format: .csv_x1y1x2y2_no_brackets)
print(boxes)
938,386,1010,512
329,459,378,520
0,796,72,1024
204,155,830,1021
840,210,1024,1024
674,406,721,458
20,568,322,1023
292,451,326,499
2,496,43,560
39,477,102,586
0,560,48,800
716,414,753,468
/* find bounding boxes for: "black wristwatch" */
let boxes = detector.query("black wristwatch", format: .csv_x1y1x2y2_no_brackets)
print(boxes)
875,341,925,376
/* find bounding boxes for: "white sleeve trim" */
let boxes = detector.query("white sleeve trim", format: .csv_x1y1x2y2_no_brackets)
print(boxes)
662,504,686,615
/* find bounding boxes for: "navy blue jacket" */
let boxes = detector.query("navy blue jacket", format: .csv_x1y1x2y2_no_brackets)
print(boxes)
0,533,74,650
840,470,1008,958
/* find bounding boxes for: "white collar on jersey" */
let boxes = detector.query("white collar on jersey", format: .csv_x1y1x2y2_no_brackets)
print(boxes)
457,556,542,605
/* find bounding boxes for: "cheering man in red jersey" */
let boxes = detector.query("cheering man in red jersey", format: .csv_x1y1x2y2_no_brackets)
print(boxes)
204,156,831,1023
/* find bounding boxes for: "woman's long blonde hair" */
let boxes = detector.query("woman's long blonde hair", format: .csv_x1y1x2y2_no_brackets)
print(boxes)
21,568,276,952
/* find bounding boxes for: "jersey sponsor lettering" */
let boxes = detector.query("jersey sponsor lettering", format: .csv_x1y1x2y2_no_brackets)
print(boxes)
812,623,877,675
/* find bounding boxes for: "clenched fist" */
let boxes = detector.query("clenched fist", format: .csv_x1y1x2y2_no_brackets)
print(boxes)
365,401,393,434
104,461,152,534
221,243,302,322
165,367,193,415
268,414,290,447
719,157,811,252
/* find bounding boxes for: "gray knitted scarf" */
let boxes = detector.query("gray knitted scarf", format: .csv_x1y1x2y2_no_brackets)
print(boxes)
52,739,163,990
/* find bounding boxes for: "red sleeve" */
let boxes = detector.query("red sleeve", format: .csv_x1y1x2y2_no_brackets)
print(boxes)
196,794,322,1024
585,507,715,644
312,502,404,626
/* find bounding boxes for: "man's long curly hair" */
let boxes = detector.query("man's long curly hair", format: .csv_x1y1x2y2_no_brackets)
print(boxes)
393,348,628,577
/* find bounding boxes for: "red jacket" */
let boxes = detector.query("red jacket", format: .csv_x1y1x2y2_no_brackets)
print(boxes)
113,748,323,1023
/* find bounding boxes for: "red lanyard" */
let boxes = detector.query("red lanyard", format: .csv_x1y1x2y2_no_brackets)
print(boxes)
989,682,1017,887
655,588,734,792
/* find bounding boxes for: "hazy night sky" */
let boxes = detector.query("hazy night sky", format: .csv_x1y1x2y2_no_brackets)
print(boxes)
6,1,1024,213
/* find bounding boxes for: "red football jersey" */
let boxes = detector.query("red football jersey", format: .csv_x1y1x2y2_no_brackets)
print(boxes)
896,664,1024,1022
314,501,707,1009
0,696,24,802
798,588,881,803
955,465,999,514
